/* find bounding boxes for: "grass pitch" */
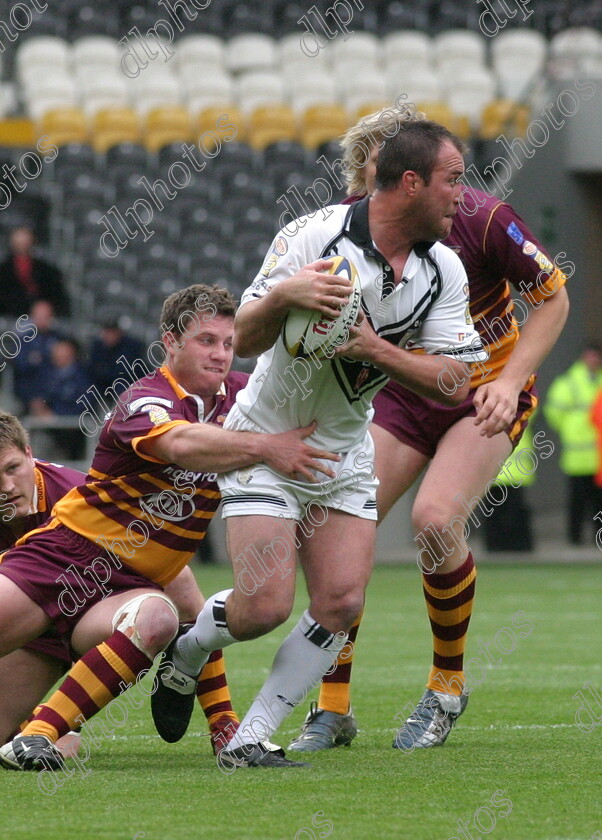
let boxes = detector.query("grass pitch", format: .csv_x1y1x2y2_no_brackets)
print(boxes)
3,563,601,840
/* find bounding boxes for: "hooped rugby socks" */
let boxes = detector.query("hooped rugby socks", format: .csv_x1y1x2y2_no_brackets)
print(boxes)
20,631,151,742
196,649,239,728
317,612,362,715
424,552,476,696
227,610,348,750
173,589,237,677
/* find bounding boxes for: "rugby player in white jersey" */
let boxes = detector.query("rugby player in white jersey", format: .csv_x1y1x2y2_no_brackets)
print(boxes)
151,120,488,767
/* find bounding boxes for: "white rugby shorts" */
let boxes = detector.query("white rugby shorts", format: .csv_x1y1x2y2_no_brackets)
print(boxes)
218,407,378,521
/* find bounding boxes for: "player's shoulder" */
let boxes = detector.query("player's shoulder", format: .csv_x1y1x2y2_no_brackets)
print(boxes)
34,459,85,489
281,204,349,244
428,240,466,272
118,368,178,415
225,370,250,395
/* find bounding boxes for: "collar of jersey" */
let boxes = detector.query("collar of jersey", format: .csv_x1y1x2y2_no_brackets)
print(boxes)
345,195,436,260
159,365,226,422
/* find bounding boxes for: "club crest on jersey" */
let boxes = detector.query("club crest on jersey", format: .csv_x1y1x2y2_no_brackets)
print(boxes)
355,366,370,390
148,406,171,425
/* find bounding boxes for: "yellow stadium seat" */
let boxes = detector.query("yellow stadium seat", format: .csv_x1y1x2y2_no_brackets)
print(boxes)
91,107,141,153
193,105,245,151
144,105,193,153
352,102,392,122
416,101,472,140
299,104,348,150
247,104,298,150
480,99,531,140
38,107,88,146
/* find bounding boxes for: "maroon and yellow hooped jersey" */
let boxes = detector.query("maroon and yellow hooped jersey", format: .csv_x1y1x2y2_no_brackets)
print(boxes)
44,367,248,587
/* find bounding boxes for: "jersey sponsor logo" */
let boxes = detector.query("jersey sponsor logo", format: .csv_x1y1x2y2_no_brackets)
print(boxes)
163,466,218,483
534,250,554,272
522,240,537,256
139,491,196,522
273,236,288,256
259,256,278,278
128,396,174,415
506,221,524,245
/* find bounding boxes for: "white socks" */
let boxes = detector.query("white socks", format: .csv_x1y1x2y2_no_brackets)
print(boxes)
173,589,236,676
227,610,348,750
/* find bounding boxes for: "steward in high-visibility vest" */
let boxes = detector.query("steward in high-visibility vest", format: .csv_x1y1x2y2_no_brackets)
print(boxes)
544,346,602,545
544,354,602,476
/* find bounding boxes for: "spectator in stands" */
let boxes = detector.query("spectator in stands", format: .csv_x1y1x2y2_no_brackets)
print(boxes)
12,300,65,413
29,338,91,460
544,344,602,545
0,226,70,317
87,314,145,399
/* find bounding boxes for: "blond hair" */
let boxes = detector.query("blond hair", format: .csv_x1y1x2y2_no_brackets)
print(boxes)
339,102,426,195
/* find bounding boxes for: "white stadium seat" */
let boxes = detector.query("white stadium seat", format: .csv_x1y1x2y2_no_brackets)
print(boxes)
288,70,338,113
434,29,487,67
383,31,433,68
72,36,120,71
236,70,284,113
175,34,226,72
226,34,278,74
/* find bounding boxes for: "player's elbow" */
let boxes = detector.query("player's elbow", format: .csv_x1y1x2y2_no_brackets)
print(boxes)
439,378,470,406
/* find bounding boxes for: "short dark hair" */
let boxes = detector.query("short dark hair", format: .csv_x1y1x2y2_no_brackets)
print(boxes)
0,411,29,454
375,121,466,191
160,284,237,338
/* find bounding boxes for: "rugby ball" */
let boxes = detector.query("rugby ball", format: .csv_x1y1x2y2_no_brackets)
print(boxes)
282,255,362,359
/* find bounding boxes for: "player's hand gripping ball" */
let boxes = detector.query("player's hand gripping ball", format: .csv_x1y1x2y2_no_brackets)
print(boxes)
282,256,362,359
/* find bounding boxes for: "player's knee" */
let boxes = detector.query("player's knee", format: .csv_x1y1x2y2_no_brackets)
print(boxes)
412,499,455,540
112,592,179,658
312,590,363,631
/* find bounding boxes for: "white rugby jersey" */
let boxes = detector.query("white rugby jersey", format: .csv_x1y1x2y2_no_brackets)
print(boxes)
230,198,487,452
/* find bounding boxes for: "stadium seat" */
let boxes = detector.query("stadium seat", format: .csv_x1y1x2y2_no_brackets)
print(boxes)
247,104,298,150
92,108,141,154
550,26,602,77
263,140,308,170
144,106,193,153
278,32,330,74
51,142,97,180
104,142,150,183
382,31,433,68
194,105,246,148
491,30,547,99
391,68,441,109
236,71,285,113
226,34,278,74
340,69,388,117
479,99,531,140
300,104,348,150
34,107,87,148
175,34,226,71
331,31,381,67
128,70,181,117
289,71,338,115
79,73,130,118
16,36,70,82
446,67,498,130
181,71,233,109
410,100,453,129
25,76,78,121
434,29,487,68
72,36,120,72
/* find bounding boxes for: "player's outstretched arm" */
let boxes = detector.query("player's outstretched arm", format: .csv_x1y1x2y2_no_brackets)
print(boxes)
138,420,339,482
234,259,350,358
473,286,569,437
